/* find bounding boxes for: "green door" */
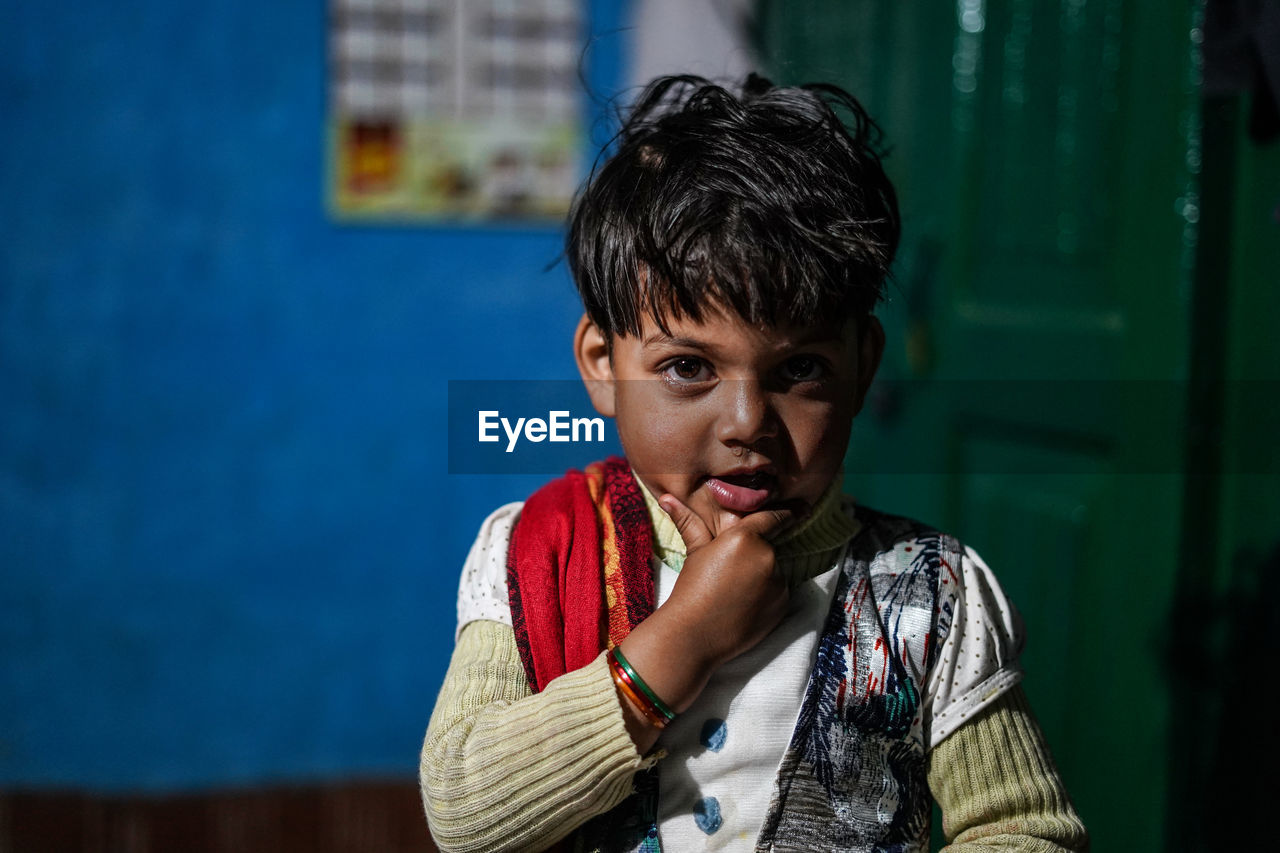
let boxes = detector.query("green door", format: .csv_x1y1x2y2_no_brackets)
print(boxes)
760,2,1199,849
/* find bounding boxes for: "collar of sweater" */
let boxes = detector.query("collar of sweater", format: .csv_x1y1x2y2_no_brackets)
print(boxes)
634,473,861,586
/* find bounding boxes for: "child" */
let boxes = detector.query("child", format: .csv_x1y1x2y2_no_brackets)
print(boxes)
421,74,1087,852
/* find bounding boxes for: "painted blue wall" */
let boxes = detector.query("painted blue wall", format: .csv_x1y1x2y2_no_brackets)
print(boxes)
0,1,628,790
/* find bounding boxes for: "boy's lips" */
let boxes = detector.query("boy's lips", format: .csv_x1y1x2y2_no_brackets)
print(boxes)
704,469,778,513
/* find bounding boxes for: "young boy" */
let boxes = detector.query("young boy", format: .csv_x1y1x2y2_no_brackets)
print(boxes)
421,74,1087,852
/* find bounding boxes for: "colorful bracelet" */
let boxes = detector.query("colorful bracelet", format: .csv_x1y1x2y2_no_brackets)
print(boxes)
609,657,669,729
608,646,677,726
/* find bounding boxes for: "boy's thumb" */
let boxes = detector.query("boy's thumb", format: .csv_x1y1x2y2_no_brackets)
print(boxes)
658,494,713,553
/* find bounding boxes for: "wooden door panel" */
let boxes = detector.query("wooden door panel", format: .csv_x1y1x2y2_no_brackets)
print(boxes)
962,0,1125,302
950,0,1129,372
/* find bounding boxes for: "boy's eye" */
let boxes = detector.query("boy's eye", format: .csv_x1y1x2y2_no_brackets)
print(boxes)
780,356,825,383
661,357,712,384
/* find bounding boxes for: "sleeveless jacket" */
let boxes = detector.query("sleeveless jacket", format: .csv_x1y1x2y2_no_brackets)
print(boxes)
508,460,955,852
754,508,953,852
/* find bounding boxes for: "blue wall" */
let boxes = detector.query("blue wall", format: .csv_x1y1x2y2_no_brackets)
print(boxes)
0,1,628,790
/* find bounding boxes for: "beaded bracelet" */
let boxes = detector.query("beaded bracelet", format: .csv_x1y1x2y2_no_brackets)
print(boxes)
608,647,677,727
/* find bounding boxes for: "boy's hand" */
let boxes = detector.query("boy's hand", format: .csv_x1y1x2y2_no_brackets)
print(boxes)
654,494,794,669
611,495,798,751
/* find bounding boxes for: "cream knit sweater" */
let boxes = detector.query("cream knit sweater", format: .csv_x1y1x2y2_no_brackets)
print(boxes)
420,488,1087,852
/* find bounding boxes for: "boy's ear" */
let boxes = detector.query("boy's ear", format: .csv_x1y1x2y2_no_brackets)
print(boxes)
574,314,616,417
852,315,886,416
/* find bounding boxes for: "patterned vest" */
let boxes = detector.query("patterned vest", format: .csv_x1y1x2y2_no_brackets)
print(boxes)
753,507,954,852
574,508,954,853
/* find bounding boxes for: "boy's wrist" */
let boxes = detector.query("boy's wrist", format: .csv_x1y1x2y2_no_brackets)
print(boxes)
618,612,719,714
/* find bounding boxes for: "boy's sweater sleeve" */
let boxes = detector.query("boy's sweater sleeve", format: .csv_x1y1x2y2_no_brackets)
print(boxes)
928,685,1088,851
420,618,656,853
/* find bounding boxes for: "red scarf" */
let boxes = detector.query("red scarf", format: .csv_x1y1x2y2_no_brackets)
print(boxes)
507,457,656,692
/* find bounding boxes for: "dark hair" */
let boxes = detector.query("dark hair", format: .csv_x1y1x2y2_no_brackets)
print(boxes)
566,73,900,339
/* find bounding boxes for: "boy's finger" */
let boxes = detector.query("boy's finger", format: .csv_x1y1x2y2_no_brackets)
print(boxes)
735,505,798,541
658,494,714,553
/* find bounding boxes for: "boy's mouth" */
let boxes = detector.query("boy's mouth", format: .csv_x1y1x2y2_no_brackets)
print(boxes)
704,469,778,513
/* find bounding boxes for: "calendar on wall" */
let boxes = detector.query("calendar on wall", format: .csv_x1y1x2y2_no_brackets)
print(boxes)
329,0,583,222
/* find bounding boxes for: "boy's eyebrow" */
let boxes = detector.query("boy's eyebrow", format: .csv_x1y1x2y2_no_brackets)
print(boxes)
642,333,710,349
642,327,851,349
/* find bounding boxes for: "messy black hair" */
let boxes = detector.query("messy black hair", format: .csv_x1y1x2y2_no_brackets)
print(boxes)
566,72,900,340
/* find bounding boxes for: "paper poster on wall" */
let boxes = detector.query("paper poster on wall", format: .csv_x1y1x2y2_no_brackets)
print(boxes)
329,0,582,223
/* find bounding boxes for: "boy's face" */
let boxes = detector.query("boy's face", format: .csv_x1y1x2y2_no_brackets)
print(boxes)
575,303,884,535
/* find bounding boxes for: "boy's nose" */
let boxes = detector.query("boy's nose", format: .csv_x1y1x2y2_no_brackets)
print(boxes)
716,380,779,448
